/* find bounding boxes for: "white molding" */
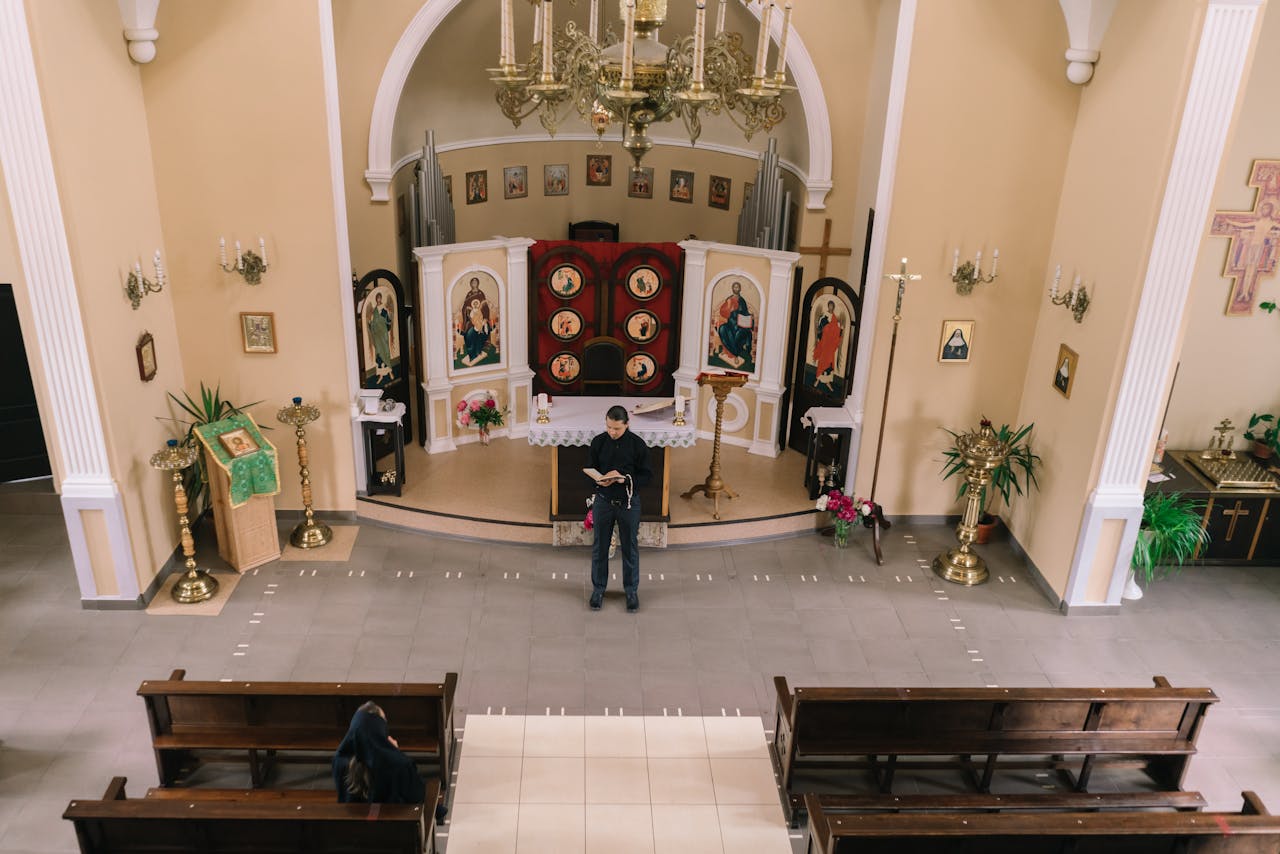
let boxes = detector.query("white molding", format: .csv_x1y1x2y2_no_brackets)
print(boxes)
0,0,140,601
117,0,161,63
1063,0,1261,608
364,0,832,207
389,134,809,186
504,238,536,438
318,0,364,494
703,391,749,433
844,0,917,493
1056,0,1117,84
674,243,709,394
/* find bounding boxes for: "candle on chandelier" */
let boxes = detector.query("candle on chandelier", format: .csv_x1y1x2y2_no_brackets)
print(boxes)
1051,264,1061,298
532,2,542,48
258,237,266,265
621,0,636,88
716,0,727,35
991,248,999,277
1071,274,1081,298
589,0,599,43
775,2,792,82
154,250,164,285
134,260,142,281
753,1,773,81
952,248,959,276
693,1,706,87
974,249,982,276
499,0,513,66
541,0,554,79
234,240,242,271
219,236,227,268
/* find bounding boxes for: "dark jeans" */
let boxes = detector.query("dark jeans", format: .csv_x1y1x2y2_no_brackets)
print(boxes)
591,494,640,595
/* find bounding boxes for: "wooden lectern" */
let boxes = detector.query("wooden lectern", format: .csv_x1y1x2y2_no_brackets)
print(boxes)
681,371,749,519
206,453,280,571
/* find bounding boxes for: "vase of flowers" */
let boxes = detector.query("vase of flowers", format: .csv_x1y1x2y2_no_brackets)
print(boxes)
456,395,508,446
815,490,878,549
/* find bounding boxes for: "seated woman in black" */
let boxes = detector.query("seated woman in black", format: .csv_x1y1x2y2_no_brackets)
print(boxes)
333,700,446,820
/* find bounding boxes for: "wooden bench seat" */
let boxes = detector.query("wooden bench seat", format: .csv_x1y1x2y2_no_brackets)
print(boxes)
772,675,1216,823
806,789,1208,815
804,791,1276,854
64,777,438,853
138,669,457,788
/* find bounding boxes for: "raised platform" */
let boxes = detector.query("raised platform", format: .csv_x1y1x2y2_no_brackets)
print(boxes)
356,438,823,547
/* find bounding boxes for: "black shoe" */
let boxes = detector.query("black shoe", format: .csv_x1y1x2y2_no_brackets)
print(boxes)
626,592,639,613
589,591,603,610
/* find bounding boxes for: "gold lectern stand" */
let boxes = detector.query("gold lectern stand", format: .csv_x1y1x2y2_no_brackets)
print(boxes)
681,372,748,520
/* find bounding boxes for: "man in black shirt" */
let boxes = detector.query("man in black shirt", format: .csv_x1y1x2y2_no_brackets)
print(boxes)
588,405,652,612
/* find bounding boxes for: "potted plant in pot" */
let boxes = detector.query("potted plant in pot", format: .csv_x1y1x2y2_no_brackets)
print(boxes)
1242,412,1277,461
1123,491,1208,600
941,420,1041,544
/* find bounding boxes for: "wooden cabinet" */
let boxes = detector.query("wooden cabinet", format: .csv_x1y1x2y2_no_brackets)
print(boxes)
1150,453,1278,564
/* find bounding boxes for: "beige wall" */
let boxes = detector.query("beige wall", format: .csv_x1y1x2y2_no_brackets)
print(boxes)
24,0,189,591
852,0,1079,517
142,0,356,512
1008,0,1206,596
1165,2,1280,452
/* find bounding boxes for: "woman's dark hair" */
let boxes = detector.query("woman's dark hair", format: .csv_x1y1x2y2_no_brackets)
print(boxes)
605,405,629,423
346,701,385,799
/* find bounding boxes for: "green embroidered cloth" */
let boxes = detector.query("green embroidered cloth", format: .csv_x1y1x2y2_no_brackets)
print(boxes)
194,414,280,508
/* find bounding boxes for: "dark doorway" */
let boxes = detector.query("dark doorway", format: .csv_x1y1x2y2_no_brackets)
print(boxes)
0,284,52,482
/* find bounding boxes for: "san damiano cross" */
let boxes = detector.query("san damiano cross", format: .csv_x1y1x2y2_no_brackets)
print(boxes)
1210,159,1280,316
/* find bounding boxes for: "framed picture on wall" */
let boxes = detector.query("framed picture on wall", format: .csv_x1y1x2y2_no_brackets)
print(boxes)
136,331,157,382
240,312,277,354
937,320,974,363
586,154,612,186
444,174,453,202
544,163,569,196
503,165,528,199
669,170,693,203
628,166,654,199
465,170,487,204
1053,343,1078,398
708,175,731,210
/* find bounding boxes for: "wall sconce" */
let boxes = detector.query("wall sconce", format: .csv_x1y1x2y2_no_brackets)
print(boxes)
219,236,270,285
1049,264,1091,323
125,250,165,309
951,247,998,295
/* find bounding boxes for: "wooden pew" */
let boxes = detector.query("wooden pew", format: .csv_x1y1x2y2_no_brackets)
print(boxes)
806,789,1208,815
804,790,1276,854
64,776,438,853
772,675,1216,823
138,670,457,788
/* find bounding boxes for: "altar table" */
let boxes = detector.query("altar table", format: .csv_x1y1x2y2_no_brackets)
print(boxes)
528,396,697,522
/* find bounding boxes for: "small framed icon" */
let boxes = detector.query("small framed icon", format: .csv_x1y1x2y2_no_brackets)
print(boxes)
544,163,569,196
503,165,528,199
136,331,157,382
586,154,612,186
627,166,654,199
625,265,662,301
549,351,582,384
708,175,731,210
240,312,277,354
669,169,693,203
549,308,584,341
465,170,487,204
1053,343,1078,399
624,309,660,344
625,352,657,386
548,263,584,299
217,426,260,458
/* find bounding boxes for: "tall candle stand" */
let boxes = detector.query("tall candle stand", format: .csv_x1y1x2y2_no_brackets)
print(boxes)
932,421,1010,586
277,396,332,549
151,439,219,603
681,372,747,519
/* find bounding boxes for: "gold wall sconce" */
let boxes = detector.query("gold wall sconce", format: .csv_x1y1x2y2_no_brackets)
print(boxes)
1049,264,1091,323
218,236,270,285
125,250,166,309
951,247,998,295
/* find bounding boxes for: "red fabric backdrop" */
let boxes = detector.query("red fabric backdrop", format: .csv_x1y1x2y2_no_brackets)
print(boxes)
529,240,682,396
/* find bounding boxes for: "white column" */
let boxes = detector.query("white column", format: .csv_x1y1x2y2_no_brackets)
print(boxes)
414,250,457,454
750,252,800,456
1063,0,1261,611
0,0,138,602
504,237,536,438
674,240,710,402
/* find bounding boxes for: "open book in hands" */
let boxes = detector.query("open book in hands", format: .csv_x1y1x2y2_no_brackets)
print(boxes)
583,468,626,486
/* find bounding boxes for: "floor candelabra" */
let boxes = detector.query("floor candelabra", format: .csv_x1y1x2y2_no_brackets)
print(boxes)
277,396,332,549
151,439,218,603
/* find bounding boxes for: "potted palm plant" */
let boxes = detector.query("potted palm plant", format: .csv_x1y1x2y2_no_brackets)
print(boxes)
941,420,1041,544
160,382,264,524
1123,491,1208,600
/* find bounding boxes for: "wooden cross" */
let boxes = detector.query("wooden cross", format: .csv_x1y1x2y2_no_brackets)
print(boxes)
797,218,853,279
1221,500,1250,541
1210,159,1280,316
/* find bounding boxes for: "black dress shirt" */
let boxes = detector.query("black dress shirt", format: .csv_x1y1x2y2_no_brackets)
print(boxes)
589,429,653,501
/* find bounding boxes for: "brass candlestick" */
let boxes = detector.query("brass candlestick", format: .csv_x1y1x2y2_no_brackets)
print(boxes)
151,439,218,604
681,373,747,519
933,422,1010,586
277,396,332,549
536,407,551,424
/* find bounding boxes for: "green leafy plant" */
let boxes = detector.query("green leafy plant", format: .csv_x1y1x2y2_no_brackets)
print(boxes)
1261,300,1276,314
1242,412,1277,450
160,383,264,520
1131,491,1208,585
941,420,1041,523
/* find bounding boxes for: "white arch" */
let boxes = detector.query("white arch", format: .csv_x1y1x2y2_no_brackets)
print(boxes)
364,0,834,209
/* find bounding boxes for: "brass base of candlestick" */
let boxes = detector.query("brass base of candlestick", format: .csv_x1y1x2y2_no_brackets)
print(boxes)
291,519,333,549
171,568,219,604
681,479,738,521
933,547,989,586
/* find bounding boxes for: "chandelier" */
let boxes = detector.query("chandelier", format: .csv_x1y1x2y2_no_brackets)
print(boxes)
489,0,793,170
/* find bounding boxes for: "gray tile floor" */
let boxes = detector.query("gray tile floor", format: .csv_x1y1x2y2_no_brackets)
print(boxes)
1,511,1278,852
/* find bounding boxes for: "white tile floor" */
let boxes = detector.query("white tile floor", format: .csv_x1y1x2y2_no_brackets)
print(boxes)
444,715,793,853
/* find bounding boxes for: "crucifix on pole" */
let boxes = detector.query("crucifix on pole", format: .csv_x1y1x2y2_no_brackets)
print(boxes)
797,218,853,279
867,257,922,565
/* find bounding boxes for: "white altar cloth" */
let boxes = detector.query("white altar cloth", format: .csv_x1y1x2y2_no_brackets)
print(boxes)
527,396,698,448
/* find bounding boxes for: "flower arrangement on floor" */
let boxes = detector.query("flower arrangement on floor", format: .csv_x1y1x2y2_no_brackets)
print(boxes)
455,396,508,445
816,490,890,548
